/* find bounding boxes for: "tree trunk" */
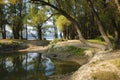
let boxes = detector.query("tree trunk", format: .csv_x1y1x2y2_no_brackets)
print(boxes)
37,25,42,40
112,19,120,48
1,25,6,39
63,30,67,39
87,0,113,49
25,25,28,40
33,1,86,43
20,27,23,39
53,19,58,39
13,26,20,39
31,0,109,50
60,32,63,38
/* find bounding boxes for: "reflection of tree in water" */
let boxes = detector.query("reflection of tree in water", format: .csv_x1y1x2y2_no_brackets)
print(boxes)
0,53,48,80
13,56,24,79
0,58,8,79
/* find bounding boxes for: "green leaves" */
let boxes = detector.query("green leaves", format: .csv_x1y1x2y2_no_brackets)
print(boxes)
28,4,47,26
55,15,71,31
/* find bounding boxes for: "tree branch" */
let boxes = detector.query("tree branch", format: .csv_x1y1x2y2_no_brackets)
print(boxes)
30,0,75,22
44,13,59,23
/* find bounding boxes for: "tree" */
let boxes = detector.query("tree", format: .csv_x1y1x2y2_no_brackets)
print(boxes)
31,0,87,44
87,0,113,49
31,0,114,50
0,4,7,39
27,4,47,40
55,15,71,39
7,0,26,39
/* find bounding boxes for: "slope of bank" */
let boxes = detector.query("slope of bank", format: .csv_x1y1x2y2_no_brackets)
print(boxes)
1,39,120,80
70,50,120,80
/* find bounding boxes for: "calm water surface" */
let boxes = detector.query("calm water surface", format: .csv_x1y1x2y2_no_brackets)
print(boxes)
0,52,80,80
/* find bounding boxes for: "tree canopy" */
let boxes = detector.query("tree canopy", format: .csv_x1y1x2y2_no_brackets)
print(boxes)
55,15,71,31
0,0,120,49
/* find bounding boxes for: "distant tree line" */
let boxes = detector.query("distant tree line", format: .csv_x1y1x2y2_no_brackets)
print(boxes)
0,0,120,49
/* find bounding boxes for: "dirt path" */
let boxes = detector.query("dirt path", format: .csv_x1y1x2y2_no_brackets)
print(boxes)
0,39,50,53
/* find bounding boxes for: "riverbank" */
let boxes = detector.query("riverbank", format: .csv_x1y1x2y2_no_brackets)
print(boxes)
0,39,88,64
0,39,120,80
0,39,50,53
0,39,88,80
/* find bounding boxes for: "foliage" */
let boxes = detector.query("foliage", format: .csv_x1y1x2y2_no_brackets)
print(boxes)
66,46,85,55
28,4,47,26
92,71,120,80
55,15,71,31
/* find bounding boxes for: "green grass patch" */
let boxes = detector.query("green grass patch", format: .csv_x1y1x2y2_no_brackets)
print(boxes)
0,41,22,47
88,39,106,45
0,40,24,49
92,71,119,80
66,46,85,55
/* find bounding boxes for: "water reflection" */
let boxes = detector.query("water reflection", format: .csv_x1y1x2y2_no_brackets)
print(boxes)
41,54,55,76
0,52,80,80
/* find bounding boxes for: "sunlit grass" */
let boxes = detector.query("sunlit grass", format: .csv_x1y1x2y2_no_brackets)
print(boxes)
111,59,120,69
0,39,23,47
92,71,119,80
88,39,106,45
66,46,85,55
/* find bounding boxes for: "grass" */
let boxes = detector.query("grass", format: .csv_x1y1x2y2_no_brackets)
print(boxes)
88,35,114,45
92,71,120,80
111,59,120,69
0,40,22,47
66,46,85,55
49,45,85,56
0,40,26,51
88,39,106,45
